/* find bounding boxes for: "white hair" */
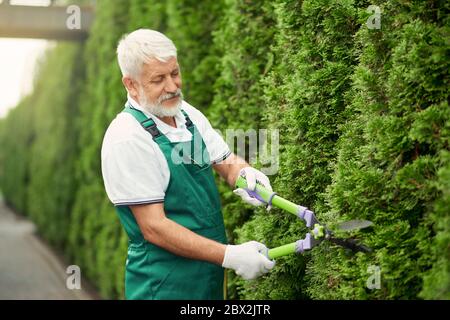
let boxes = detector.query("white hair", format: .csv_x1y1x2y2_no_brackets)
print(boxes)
116,29,177,78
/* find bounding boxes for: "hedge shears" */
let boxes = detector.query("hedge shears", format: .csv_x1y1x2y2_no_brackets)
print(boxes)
235,175,372,259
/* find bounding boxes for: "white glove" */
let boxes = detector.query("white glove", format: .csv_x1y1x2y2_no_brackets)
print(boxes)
222,241,275,280
233,167,273,210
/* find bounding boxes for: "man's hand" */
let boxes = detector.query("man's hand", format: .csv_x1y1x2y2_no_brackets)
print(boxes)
222,241,275,280
233,167,273,210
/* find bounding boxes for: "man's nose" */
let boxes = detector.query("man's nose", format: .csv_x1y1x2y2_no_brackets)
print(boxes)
164,76,178,93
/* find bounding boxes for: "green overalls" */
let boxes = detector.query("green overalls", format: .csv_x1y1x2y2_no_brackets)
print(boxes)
115,104,228,300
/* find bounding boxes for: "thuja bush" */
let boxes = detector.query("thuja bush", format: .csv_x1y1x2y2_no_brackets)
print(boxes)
67,0,131,298
235,0,364,299
306,0,449,299
0,98,34,213
165,0,224,112
208,0,278,299
21,43,84,249
420,150,450,299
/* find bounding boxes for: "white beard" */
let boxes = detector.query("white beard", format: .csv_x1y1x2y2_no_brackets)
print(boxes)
139,88,183,118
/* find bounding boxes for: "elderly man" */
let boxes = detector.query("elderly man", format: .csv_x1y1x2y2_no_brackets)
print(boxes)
101,29,275,300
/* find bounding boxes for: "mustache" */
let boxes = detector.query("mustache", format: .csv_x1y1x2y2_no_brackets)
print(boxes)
158,89,183,103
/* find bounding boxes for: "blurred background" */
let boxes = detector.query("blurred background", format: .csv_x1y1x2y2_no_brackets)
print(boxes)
0,0,448,300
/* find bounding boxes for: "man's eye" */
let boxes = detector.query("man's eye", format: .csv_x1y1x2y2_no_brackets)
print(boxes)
172,71,179,76
151,78,163,83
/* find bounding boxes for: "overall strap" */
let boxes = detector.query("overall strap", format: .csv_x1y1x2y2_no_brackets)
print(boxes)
123,104,195,140
180,109,194,129
123,105,162,140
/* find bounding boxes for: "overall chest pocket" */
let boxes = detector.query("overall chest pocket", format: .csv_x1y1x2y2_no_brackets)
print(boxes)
172,139,211,174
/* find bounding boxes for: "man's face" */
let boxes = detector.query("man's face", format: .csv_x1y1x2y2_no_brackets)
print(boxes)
127,57,183,117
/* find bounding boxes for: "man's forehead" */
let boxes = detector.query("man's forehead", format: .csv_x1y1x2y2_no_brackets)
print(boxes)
143,57,179,76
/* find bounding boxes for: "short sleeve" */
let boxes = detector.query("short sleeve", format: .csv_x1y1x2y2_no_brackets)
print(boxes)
194,111,231,164
101,139,166,206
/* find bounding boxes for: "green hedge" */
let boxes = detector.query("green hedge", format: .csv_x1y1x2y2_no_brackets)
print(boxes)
23,43,84,248
0,97,34,213
0,0,448,299
165,0,224,112
235,0,365,299
314,0,450,299
207,0,278,299
66,0,131,298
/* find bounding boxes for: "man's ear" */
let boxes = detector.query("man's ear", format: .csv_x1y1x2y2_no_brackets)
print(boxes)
122,77,139,98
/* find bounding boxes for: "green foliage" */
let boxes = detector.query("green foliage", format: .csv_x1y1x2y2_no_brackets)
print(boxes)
209,0,276,130
127,0,167,31
165,0,224,112
308,0,450,299
208,0,278,299
0,98,34,213
235,0,365,299
420,150,450,299
21,44,84,249
67,0,133,299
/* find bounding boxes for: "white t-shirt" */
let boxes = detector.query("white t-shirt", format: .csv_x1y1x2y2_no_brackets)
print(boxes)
101,98,231,206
